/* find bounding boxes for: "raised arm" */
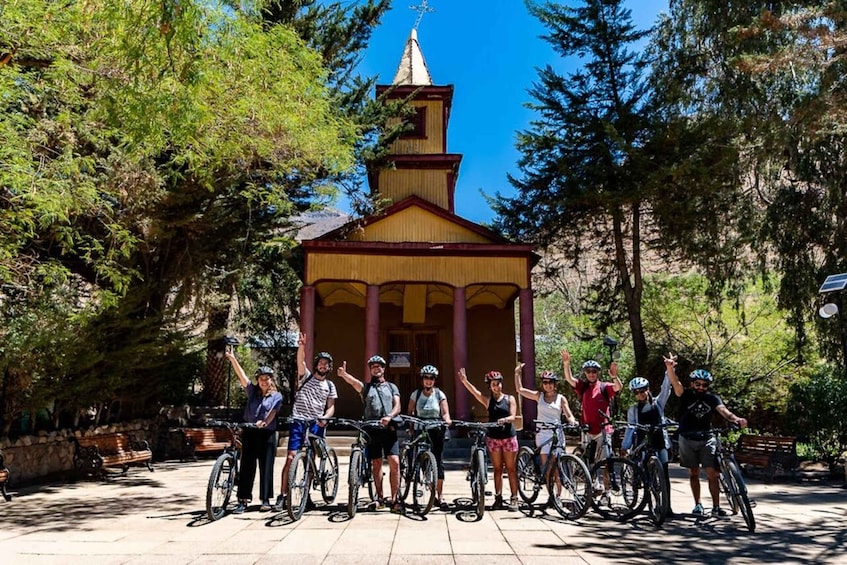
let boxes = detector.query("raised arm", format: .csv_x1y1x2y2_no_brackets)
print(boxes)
657,370,672,410
514,362,538,400
664,352,684,397
458,368,488,407
224,350,250,388
296,332,306,380
336,361,364,393
562,348,577,388
609,361,623,392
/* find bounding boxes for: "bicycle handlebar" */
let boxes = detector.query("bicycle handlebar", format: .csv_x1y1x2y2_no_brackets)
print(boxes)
532,420,587,433
400,415,448,429
204,420,257,429
451,420,503,430
330,418,386,432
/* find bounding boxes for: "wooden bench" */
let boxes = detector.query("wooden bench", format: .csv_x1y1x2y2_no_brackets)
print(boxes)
176,427,232,461
70,433,154,478
735,434,798,481
0,450,11,501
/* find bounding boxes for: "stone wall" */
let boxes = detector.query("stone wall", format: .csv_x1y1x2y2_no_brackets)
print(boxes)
0,419,155,486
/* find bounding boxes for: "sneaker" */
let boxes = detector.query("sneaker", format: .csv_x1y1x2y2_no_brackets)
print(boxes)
507,497,519,512
259,500,272,512
692,503,705,516
493,494,504,509
711,506,728,517
390,502,404,514
599,493,611,507
273,495,285,512
233,501,248,514
439,500,449,511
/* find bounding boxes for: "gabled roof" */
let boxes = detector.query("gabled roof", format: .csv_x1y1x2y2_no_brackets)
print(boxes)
392,28,432,86
308,195,512,246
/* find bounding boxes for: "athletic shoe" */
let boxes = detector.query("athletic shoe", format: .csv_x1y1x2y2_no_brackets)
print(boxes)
507,497,519,512
711,506,728,517
599,493,611,507
692,503,705,516
259,500,272,512
493,494,504,509
273,495,285,512
233,501,248,514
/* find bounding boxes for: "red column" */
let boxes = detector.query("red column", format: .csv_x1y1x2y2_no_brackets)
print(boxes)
365,284,380,376
453,286,470,420
519,288,537,425
300,285,315,365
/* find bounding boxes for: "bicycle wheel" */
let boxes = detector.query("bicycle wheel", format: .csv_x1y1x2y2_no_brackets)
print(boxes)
646,456,669,527
320,446,339,503
472,449,485,517
413,451,437,515
347,448,362,518
516,446,540,503
548,453,591,520
719,458,739,514
398,444,413,502
726,458,756,532
206,452,235,521
590,457,647,521
287,450,311,521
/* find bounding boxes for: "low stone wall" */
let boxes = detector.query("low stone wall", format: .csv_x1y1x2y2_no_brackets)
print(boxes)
0,420,155,486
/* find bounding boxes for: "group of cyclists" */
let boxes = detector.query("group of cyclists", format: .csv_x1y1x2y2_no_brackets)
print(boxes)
225,332,748,521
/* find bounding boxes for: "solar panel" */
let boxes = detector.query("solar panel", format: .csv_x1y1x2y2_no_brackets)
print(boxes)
819,273,847,294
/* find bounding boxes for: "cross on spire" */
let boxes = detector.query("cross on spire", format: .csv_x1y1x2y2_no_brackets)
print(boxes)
409,0,435,30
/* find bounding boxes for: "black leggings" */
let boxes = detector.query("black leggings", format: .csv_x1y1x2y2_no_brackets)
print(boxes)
429,427,446,480
237,428,277,502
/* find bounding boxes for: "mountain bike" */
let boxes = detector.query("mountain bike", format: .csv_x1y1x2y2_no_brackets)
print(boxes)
204,420,256,521
285,417,339,521
452,420,501,518
622,420,677,526
332,418,382,518
397,415,444,516
713,426,756,532
516,420,592,520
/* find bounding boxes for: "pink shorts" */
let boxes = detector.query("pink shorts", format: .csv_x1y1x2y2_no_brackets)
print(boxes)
486,436,518,453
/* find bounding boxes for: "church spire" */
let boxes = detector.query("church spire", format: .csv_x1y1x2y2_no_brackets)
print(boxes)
392,28,432,86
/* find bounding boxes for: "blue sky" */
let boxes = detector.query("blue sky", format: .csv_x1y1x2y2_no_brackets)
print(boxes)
353,0,669,224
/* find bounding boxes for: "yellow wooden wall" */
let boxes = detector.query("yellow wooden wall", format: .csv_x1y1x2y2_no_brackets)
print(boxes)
348,206,491,244
387,100,444,155
378,169,450,210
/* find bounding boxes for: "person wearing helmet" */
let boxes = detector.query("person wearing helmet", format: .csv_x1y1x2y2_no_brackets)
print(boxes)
337,353,402,512
224,347,283,513
458,367,520,511
407,364,452,509
514,364,578,506
621,373,675,516
274,332,338,511
665,352,748,518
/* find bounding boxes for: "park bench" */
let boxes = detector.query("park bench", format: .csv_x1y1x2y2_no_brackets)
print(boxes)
176,427,232,461
70,432,154,479
735,434,798,481
0,450,11,501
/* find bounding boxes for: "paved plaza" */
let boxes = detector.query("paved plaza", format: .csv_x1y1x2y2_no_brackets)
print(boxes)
0,458,845,565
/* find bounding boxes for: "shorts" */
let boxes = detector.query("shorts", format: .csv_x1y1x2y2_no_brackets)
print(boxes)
678,435,718,469
486,436,518,453
585,431,612,463
367,426,399,460
535,429,566,455
287,420,324,452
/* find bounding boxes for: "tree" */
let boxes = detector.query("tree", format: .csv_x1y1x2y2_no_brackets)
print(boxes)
493,0,656,374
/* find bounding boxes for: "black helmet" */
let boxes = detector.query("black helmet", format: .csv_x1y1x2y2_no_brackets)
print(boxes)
314,351,333,367
255,366,275,377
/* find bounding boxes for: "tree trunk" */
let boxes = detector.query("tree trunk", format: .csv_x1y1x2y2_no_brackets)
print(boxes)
611,203,649,375
202,306,231,406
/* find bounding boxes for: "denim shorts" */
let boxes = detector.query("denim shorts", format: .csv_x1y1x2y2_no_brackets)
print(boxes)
287,420,325,451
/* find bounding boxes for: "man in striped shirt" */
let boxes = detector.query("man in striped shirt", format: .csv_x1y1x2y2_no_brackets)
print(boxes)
274,332,337,511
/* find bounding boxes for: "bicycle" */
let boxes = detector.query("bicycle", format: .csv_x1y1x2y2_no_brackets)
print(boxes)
621,420,677,526
204,420,256,521
284,417,339,521
516,420,592,520
713,426,756,532
452,420,502,518
397,415,445,516
332,418,382,518
573,416,647,521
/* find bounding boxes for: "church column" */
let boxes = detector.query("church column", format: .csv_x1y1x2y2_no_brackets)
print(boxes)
519,288,537,425
300,285,316,366
453,286,470,420
365,284,380,375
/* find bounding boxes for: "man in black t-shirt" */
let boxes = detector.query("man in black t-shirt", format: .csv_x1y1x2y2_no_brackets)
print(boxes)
665,353,748,518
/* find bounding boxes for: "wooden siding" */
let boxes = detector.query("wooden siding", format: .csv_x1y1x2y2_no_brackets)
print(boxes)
378,169,449,210
348,205,492,244
307,253,529,288
387,100,444,155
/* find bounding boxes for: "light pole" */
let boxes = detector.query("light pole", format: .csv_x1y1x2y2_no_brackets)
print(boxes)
818,273,847,375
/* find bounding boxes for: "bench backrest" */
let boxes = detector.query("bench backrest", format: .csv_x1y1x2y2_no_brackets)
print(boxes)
183,428,232,444
738,435,796,453
76,433,135,455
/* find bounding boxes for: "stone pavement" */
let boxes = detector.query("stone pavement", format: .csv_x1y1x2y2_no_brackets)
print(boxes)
0,458,845,565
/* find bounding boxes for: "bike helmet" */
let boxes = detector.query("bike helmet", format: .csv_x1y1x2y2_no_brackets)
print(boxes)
582,360,602,371
255,366,275,377
484,370,504,382
314,351,333,367
420,364,439,378
367,355,386,367
689,369,713,383
629,376,649,392
539,370,558,382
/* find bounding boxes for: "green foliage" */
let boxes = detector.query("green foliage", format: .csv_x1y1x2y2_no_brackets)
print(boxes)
786,366,847,470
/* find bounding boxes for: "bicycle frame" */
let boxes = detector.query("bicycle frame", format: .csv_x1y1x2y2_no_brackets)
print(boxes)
333,418,381,518
204,420,253,521
284,417,338,521
453,421,500,518
712,428,756,532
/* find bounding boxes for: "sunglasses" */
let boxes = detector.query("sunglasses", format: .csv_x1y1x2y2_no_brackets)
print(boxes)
541,380,556,385
584,369,600,374
692,381,710,389
634,387,649,395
